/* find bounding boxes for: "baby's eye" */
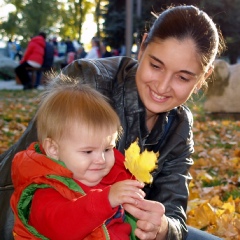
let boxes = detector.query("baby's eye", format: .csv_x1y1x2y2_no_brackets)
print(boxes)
84,151,92,154
104,147,114,153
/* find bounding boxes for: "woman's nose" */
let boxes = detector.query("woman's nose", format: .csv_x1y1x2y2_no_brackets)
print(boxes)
155,73,172,93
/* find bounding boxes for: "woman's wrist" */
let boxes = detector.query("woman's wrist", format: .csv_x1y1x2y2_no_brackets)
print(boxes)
156,214,168,240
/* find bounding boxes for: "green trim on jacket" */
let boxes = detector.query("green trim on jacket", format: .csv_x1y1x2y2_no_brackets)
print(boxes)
17,175,110,239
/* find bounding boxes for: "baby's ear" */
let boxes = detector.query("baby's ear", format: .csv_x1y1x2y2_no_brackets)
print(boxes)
42,138,59,160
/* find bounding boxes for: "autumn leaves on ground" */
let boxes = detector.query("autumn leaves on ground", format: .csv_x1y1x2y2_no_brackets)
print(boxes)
0,89,239,239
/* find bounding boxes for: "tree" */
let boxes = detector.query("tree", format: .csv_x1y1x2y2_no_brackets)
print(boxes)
102,0,201,50
200,0,240,63
0,12,19,39
101,0,126,49
1,0,60,46
0,0,94,45
102,0,240,62
95,0,101,39
21,0,59,36
1,0,240,61
58,0,93,42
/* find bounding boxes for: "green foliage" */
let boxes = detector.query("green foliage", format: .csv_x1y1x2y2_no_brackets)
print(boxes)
58,0,93,42
0,0,60,46
0,12,19,38
1,0,240,61
202,179,225,187
223,189,240,201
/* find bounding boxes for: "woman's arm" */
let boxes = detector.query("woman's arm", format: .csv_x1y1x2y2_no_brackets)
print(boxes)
133,106,194,240
150,107,194,240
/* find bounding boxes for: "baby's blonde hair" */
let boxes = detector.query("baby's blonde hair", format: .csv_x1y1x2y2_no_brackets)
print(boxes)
36,74,121,143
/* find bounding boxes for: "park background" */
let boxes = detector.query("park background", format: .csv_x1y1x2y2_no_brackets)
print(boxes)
1,0,240,63
0,0,240,239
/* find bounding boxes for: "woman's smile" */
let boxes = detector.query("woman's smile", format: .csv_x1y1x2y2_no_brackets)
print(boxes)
136,37,203,116
150,88,169,102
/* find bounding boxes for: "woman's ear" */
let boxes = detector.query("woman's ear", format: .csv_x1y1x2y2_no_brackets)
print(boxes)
42,138,59,160
204,65,214,79
196,65,214,90
138,33,148,61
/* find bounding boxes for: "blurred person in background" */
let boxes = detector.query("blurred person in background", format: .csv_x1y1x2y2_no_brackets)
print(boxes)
15,32,46,90
85,37,101,59
101,42,112,58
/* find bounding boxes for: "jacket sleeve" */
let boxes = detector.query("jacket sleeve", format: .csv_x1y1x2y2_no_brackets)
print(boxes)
20,42,33,64
144,106,194,240
0,119,38,240
29,187,117,240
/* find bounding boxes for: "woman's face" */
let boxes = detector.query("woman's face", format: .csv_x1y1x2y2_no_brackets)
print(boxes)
136,36,207,117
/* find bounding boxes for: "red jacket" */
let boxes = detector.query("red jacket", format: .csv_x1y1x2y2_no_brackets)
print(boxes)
11,143,135,240
20,36,46,65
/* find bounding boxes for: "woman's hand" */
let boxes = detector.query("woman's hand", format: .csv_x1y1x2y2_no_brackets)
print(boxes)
123,199,168,240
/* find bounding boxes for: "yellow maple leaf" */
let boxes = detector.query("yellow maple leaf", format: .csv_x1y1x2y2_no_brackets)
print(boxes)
124,141,158,183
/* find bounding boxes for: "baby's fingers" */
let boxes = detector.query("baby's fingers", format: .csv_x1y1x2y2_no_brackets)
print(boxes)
120,193,143,206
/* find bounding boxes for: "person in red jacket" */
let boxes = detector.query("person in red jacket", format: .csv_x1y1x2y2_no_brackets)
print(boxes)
15,32,46,90
11,77,145,240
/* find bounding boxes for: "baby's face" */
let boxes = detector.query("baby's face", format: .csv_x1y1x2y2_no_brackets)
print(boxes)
55,125,118,187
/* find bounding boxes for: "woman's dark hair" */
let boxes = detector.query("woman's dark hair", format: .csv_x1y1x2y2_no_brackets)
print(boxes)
143,5,225,70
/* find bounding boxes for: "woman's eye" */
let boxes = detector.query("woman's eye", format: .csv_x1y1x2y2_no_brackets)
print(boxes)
177,75,190,82
180,76,189,81
150,63,160,69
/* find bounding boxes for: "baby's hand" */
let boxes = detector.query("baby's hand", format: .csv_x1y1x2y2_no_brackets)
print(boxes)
109,180,145,208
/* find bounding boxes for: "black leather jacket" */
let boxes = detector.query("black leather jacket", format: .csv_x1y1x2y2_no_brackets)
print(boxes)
0,56,194,240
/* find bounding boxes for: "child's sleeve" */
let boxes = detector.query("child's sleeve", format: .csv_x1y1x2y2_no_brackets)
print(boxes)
29,186,117,239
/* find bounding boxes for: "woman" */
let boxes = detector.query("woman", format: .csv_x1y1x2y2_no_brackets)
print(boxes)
0,5,225,240
85,36,102,59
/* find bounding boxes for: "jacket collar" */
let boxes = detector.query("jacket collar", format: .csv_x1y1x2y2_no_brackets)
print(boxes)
121,66,169,150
